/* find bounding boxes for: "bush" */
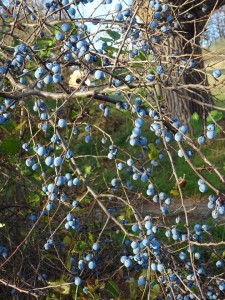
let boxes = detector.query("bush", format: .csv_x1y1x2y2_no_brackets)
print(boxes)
0,0,225,299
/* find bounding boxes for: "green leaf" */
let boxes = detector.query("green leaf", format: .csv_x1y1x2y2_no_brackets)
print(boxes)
191,112,199,122
72,241,88,253
69,110,78,119
13,38,20,47
1,136,20,155
27,193,40,205
52,26,61,35
84,165,92,176
190,112,203,136
148,143,159,160
63,235,72,247
37,37,56,49
152,283,161,296
39,49,54,58
108,230,125,247
15,120,27,132
88,232,95,244
191,285,199,294
107,30,120,41
207,110,223,123
37,36,56,58
106,280,120,297
100,37,113,43
137,88,147,97
136,50,147,61
2,119,16,131
105,45,117,55
66,258,72,271
124,205,133,221
170,189,180,197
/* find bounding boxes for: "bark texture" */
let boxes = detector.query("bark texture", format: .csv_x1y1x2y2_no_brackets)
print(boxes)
161,31,213,126
137,0,225,126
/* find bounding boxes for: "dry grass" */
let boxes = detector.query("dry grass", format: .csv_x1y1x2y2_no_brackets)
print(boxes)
202,39,225,94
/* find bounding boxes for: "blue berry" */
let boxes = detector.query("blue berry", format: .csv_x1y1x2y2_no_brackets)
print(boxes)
213,69,222,78
92,242,100,251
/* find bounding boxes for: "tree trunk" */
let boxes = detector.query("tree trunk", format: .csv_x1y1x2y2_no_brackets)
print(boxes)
137,0,225,128
161,32,213,127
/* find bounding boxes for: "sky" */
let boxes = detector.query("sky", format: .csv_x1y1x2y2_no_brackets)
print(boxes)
1,0,224,47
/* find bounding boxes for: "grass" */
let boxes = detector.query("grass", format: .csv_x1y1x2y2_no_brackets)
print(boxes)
150,38,225,198
22,38,225,208
149,135,225,198
71,99,225,201
204,37,225,96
